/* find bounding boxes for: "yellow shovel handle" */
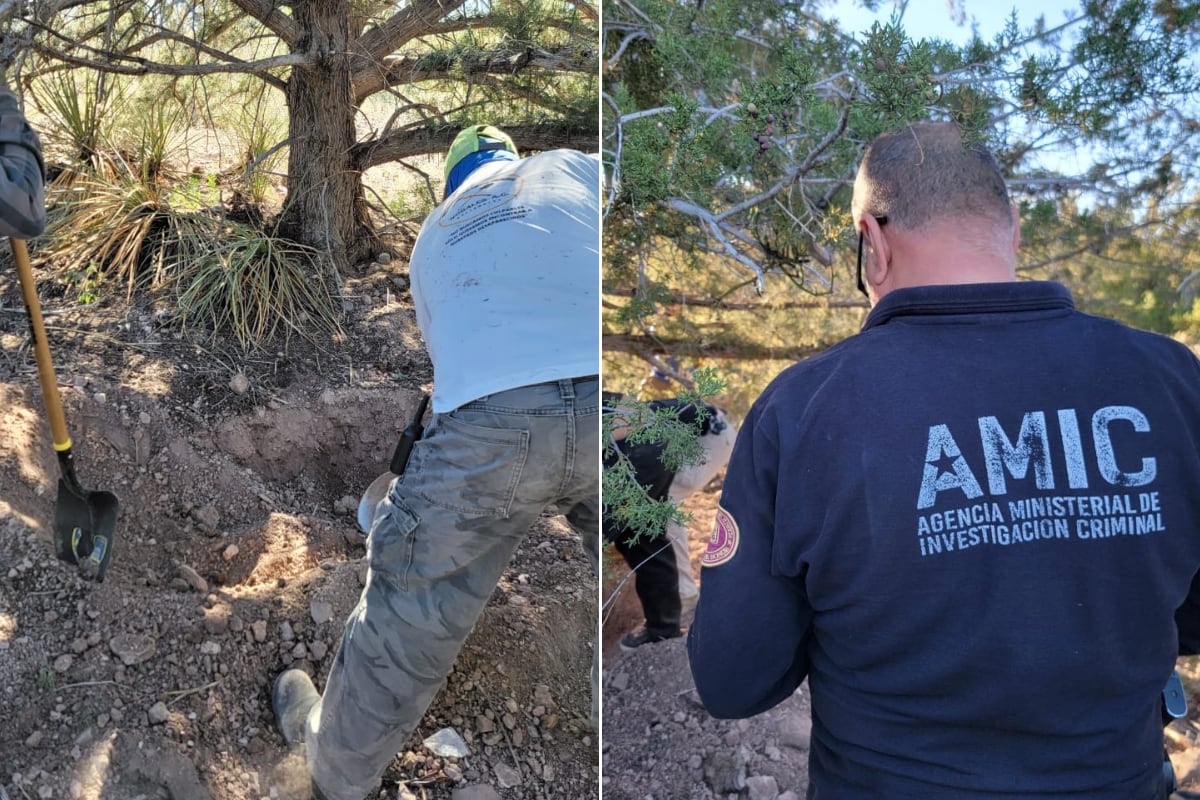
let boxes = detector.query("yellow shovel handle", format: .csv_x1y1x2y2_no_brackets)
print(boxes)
11,238,71,451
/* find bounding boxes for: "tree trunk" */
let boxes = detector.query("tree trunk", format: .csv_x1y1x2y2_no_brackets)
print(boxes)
280,0,374,270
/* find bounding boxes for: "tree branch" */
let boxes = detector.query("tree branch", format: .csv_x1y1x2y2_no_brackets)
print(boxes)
603,333,827,361
354,44,595,105
351,0,471,77
228,0,300,48
606,288,867,311
353,122,597,172
30,40,304,84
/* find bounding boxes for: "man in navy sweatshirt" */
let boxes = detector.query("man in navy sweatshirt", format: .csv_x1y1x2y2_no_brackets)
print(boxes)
687,120,1200,799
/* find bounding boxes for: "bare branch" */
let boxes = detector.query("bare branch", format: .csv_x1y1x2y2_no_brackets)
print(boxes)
354,44,594,105
228,0,300,47
605,30,648,72
351,0,471,79
31,39,304,85
604,332,827,361
566,0,598,22
353,122,597,172
715,100,852,223
667,198,766,292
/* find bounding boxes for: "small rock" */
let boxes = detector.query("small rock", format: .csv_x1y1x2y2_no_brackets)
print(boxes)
423,727,470,758
376,252,392,265
25,730,43,747
70,638,88,654
493,763,522,789
541,764,554,782
229,372,250,394
203,609,229,636
746,775,779,800
475,715,495,734
310,601,334,626
451,786,500,800
444,763,463,783
704,749,747,793
38,786,51,800
246,736,266,755
533,684,554,708
688,754,703,770
542,713,559,730
291,643,307,660
194,505,221,530
502,713,516,730
148,701,170,725
778,792,802,800
53,653,73,674
222,544,239,561
308,641,328,662
200,641,221,656
611,672,629,691
779,714,812,751
177,564,208,593
138,411,151,424
333,495,357,515
1172,747,1200,785
281,621,294,642
251,620,268,643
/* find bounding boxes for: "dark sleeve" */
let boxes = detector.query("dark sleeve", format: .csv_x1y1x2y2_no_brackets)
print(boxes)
0,86,45,239
686,398,813,718
1177,570,1200,655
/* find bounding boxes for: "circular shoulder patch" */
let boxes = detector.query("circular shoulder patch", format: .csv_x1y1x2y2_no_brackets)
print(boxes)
701,504,740,567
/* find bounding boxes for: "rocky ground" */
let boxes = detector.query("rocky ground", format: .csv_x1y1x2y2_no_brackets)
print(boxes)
0,252,597,800
600,470,1200,800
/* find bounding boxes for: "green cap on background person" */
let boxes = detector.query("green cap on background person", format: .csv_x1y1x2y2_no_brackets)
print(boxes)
443,124,519,199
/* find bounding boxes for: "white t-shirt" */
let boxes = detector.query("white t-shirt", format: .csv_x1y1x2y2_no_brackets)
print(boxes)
410,149,600,412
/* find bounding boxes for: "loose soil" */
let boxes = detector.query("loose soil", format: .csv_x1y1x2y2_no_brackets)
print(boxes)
600,471,1200,800
0,247,597,800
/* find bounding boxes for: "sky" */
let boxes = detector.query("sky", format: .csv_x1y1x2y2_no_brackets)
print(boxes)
826,0,1102,189
827,0,1084,47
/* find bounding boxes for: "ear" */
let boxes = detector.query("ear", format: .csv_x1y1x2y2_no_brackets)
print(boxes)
861,214,891,290
1010,203,1021,254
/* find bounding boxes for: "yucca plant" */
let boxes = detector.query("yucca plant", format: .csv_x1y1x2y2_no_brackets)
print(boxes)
169,219,343,348
39,156,172,300
227,81,287,205
33,70,123,183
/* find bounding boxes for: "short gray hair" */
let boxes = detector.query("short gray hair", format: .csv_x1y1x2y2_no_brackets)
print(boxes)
854,122,1012,231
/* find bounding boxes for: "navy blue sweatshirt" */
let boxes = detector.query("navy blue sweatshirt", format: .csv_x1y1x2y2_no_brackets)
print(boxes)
687,282,1200,799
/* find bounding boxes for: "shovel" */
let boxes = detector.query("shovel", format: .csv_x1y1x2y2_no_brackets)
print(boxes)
356,393,429,533
12,238,118,581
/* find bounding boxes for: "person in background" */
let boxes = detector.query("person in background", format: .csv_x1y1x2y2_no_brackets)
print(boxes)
604,391,734,649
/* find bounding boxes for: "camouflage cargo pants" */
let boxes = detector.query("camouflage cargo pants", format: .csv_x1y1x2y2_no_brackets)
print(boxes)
305,377,599,800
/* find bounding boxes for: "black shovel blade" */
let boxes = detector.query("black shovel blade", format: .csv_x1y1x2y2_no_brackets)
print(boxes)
52,480,119,582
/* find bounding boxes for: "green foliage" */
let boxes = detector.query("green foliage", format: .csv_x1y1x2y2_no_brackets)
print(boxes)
35,666,55,692
171,220,342,349
603,367,727,543
605,0,1200,530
